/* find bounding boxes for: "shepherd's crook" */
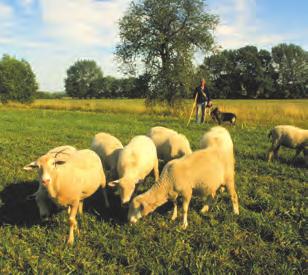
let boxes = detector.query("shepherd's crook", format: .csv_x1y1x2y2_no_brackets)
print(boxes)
186,93,198,127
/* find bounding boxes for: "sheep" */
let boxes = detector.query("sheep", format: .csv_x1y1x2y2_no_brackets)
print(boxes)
28,145,77,220
200,126,234,152
24,149,109,245
91,132,123,180
147,126,192,162
267,125,308,163
128,127,239,228
108,135,159,204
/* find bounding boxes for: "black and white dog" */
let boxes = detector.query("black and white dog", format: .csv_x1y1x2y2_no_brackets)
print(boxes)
210,107,237,125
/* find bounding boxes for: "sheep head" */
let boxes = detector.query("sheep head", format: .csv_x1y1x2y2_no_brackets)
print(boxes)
108,177,137,204
23,154,66,187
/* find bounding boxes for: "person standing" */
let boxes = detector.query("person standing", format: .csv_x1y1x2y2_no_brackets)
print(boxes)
193,79,211,123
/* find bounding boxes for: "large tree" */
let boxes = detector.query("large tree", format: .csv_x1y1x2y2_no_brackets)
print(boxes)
116,0,218,104
271,44,308,98
65,60,103,99
0,54,38,103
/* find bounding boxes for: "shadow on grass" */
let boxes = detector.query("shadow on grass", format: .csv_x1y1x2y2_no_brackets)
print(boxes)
0,181,130,227
0,181,41,226
240,150,307,168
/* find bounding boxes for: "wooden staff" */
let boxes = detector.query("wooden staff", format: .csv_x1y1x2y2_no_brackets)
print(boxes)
186,93,198,127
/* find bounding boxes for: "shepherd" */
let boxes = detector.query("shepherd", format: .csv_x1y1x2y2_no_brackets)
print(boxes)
193,78,211,124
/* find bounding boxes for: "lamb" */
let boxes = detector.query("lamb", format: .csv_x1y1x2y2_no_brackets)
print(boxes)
147,126,192,162
108,135,159,204
128,127,239,228
91,132,123,180
29,145,77,220
267,125,308,163
24,149,109,245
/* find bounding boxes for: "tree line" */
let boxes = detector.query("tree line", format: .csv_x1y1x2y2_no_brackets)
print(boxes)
64,43,307,100
202,44,308,99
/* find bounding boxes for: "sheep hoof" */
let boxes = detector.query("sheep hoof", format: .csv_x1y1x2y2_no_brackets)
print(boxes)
181,223,188,230
67,238,74,246
200,205,209,214
171,213,177,221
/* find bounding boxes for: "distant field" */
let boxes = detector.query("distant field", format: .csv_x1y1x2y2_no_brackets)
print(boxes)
0,107,306,273
4,98,308,126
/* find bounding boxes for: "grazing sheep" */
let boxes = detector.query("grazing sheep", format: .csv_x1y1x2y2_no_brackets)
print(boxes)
24,149,109,245
267,125,308,163
29,145,77,220
108,135,159,204
91,132,123,180
200,126,234,152
128,127,239,228
210,107,236,125
147,126,192,162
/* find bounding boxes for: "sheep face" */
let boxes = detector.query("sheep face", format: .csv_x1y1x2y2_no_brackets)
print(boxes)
108,178,136,204
128,198,143,224
128,195,154,224
24,155,66,187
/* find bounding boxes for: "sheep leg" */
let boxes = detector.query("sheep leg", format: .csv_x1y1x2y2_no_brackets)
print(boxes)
78,201,83,215
200,193,215,214
273,145,280,160
67,201,79,245
226,182,239,215
292,147,302,163
102,188,110,208
153,159,159,182
171,202,178,221
267,144,279,162
182,192,192,229
35,188,51,220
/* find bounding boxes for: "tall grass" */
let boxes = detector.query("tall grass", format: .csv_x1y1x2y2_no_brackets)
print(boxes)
2,98,308,126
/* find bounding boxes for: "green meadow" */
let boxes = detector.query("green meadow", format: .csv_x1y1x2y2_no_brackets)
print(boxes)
0,100,307,273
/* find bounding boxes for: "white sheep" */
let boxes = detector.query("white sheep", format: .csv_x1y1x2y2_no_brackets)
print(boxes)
200,126,233,153
24,149,109,245
128,127,239,228
267,125,308,163
108,135,159,204
91,132,123,180
29,145,77,220
147,126,192,162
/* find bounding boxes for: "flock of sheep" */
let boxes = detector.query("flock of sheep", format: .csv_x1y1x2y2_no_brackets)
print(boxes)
23,124,308,245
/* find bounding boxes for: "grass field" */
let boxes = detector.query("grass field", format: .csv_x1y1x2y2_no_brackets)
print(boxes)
4,98,308,126
0,101,307,273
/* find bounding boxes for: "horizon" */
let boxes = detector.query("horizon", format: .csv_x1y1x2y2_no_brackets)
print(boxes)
0,0,307,92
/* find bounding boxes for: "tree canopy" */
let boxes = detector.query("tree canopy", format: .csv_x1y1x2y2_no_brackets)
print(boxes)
202,44,307,99
65,60,103,99
116,0,218,104
0,54,38,103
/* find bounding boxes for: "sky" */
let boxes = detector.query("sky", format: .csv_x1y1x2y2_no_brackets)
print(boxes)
0,0,307,92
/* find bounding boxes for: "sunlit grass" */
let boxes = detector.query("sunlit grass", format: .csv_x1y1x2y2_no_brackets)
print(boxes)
2,98,307,126
0,108,306,273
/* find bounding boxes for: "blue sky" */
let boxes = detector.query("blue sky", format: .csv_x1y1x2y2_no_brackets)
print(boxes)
0,0,307,91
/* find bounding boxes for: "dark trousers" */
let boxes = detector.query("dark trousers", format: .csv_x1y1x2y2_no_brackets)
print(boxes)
196,103,206,123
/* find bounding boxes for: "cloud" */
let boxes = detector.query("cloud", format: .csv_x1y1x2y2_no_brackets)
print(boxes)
40,0,129,47
0,2,13,18
211,0,305,49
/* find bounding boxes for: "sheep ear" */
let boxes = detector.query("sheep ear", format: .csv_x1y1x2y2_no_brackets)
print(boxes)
23,161,38,171
108,180,120,188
